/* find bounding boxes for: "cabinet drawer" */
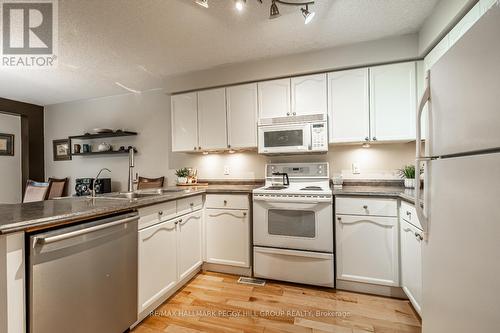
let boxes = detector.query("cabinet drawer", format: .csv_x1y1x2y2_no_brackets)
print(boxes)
400,201,422,230
177,195,203,216
254,247,334,288
205,194,249,210
336,197,397,217
138,201,177,230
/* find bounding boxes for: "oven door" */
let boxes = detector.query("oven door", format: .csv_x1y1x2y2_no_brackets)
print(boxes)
258,123,311,154
253,196,333,252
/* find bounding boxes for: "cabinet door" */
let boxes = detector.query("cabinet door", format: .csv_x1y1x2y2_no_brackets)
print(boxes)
177,211,203,281
138,220,177,314
336,214,399,286
369,62,417,141
400,220,423,315
258,78,291,120
291,74,327,116
171,92,198,152
328,68,370,143
226,84,258,148
198,88,228,150
206,208,250,267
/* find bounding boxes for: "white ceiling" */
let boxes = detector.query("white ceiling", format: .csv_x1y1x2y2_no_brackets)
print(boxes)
0,0,439,106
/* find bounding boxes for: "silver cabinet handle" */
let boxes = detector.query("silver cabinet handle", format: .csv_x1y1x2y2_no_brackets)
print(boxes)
372,137,377,141
243,212,247,217
363,205,368,209
35,215,138,245
194,147,197,151
223,200,227,205
337,217,341,221
198,146,201,150
159,211,163,216
174,219,180,225
293,112,296,115
365,137,369,141
415,232,423,241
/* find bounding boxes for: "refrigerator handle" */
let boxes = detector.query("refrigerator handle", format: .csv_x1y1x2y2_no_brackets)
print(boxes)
415,70,430,236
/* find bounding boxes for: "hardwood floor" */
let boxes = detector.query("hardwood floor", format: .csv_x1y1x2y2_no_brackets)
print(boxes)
132,272,421,333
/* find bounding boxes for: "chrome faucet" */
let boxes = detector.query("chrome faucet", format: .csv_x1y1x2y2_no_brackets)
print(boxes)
92,168,111,198
128,148,138,192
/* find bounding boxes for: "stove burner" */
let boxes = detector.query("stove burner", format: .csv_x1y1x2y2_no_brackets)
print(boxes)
300,186,323,191
264,186,288,190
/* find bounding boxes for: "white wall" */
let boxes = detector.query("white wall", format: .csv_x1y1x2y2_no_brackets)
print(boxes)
418,0,477,55
44,90,170,194
0,113,22,204
168,143,415,182
165,34,419,93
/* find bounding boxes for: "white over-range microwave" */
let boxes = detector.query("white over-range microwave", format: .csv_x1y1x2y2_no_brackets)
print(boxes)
258,114,328,154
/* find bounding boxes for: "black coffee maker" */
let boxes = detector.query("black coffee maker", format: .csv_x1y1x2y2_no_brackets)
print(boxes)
75,178,111,196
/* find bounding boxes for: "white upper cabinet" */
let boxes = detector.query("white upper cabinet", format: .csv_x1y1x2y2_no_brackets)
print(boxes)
226,84,258,148
328,68,370,143
197,88,228,150
258,78,291,119
171,92,198,152
369,62,417,142
291,74,327,116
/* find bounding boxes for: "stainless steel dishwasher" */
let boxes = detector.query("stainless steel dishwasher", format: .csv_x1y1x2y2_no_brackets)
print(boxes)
28,212,139,333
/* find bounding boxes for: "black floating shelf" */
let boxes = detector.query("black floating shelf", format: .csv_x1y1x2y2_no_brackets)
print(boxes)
71,150,136,157
69,131,138,140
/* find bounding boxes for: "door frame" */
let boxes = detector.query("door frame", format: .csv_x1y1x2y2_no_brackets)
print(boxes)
0,97,44,194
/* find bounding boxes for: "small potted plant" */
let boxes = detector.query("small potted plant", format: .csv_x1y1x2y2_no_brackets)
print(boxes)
175,168,190,184
398,165,421,189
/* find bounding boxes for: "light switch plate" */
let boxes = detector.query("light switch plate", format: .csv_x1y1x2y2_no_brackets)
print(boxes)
224,165,230,175
352,162,360,175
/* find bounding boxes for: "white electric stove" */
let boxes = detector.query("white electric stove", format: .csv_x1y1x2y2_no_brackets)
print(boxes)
252,162,334,287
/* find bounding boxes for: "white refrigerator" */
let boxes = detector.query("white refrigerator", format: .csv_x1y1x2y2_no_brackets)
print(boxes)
416,5,500,333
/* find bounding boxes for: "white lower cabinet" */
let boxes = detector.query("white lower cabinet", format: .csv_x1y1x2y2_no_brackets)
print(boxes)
400,215,423,315
137,198,203,318
336,202,399,287
138,219,178,314
177,211,203,280
205,208,250,267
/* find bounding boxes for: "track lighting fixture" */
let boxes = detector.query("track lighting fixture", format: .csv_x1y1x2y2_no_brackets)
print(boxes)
195,0,209,8
194,0,315,24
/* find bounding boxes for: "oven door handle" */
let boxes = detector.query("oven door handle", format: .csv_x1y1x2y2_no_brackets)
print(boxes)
253,196,331,204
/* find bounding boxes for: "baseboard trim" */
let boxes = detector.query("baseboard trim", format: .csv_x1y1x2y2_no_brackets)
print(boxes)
336,279,408,299
202,262,252,277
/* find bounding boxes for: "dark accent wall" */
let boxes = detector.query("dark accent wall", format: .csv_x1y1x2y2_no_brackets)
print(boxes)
0,98,44,190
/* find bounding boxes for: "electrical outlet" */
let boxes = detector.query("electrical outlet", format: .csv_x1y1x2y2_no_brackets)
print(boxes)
224,165,230,176
352,162,360,175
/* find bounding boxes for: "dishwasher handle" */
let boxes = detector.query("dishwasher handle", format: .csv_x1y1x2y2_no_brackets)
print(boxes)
34,215,139,245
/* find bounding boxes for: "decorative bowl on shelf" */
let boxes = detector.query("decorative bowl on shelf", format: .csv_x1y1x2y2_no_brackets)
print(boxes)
93,128,113,134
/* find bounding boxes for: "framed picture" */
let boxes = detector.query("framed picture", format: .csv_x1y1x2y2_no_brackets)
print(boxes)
53,139,72,161
0,133,14,156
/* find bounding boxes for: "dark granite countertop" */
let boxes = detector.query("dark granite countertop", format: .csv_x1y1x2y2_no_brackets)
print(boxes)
332,186,423,206
0,184,259,235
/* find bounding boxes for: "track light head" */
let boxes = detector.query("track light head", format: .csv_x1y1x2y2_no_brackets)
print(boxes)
269,0,280,19
301,4,315,24
235,0,245,11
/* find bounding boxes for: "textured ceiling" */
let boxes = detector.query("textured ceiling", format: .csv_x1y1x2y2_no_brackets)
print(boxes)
0,0,439,106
